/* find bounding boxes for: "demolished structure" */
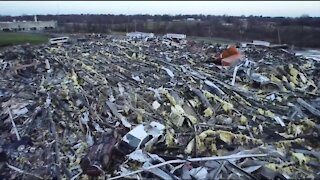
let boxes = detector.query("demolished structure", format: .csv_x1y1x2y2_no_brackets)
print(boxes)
0,34,320,179
164,33,187,39
126,32,155,40
164,33,187,40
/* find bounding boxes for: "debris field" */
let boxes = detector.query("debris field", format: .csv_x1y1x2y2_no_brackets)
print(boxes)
0,35,320,179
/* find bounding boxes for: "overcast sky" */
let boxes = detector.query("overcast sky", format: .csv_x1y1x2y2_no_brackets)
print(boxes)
0,1,319,17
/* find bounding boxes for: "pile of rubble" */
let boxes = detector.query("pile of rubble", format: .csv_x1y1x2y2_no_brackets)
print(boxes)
0,35,320,179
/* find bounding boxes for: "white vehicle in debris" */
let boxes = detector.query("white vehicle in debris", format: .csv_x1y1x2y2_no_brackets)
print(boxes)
117,121,165,154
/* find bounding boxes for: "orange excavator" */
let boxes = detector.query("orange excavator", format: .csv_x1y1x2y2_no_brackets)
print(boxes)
211,45,241,66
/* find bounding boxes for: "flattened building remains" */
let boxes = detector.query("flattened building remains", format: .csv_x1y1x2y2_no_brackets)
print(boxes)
126,31,155,40
0,16,57,32
0,27,320,179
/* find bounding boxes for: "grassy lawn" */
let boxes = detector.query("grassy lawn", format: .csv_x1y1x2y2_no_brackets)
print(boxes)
0,32,49,47
109,31,126,36
187,36,237,45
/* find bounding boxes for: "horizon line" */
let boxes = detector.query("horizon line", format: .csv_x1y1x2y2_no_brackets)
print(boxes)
0,13,317,18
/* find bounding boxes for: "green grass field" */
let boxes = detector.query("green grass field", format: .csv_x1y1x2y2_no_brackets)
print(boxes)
110,31,126,36
0,32,49,47
187,36,237,45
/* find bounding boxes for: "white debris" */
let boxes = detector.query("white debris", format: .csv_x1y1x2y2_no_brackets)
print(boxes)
106,101,132,128
152,101,161,110
93,121,104,133
12,107,28,116
128,150,151,163
251,73,270,84
80,111,90,124
189,167,208,180
132,75,144,83
274,116,285,127
243,165,263,173
120,117,132,128
118,82,125,96
109,94,116,102
45,94,52,108
45,59,51,71
86,130,94,146
266,94,276,101
147,87,166,100
180,65,188,73
161,67,174,78
231,64,243,86
143,161,174,180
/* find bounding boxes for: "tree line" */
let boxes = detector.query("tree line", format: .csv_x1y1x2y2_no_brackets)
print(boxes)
1,14,320,48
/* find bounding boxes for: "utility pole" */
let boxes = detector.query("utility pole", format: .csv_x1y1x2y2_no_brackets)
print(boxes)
126,16,129,33
111,17,113,32
277,27,281,44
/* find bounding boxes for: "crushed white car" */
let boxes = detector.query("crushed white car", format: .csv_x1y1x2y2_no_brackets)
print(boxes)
117,121,165,154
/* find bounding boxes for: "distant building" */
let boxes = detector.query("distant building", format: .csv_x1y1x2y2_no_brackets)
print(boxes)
126,32,154,39
164,33,186,39
222,22,234,27
186,18,195,21
0,15,57,32
163,33,187,45
248,40,271,47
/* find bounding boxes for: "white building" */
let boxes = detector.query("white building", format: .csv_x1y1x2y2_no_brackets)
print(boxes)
251,40,270,47
0,16,57,32
222,23,234,27
186,18,195,21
